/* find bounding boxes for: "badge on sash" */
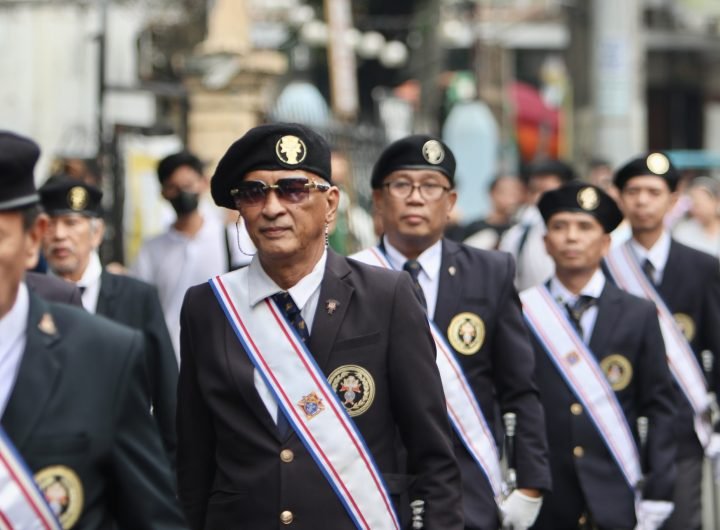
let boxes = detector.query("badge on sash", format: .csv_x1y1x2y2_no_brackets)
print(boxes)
674,313,696,342
328,365,375,417
35,466,83,529
600,354,633,391
448,312,485,355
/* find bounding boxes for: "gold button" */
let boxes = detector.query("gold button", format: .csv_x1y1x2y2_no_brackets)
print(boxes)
573,446,584,458
578,514,587,525
280,449,294,463
280,510,293,524
571,403,583,415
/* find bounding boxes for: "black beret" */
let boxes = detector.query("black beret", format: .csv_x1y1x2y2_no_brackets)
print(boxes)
211,123,331,209
522,159,576,184
538,182,623,233
0,131,40,211
371,135,456,189
157,151,204,184
39,177,103,217
614,152,680,191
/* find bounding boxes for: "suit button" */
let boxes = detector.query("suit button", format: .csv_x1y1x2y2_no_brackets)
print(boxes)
280,510,293,524
573,446,584,458
280,449,294,463
578,514,588,525
570,403,583,415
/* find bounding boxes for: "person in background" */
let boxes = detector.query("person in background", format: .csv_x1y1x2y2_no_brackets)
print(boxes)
672,176,720,258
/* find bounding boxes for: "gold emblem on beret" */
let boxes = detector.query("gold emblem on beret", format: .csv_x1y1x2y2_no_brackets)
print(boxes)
448,312,485,355
422,140,445,165
276,135,307,165
646,153,670,175
66,186,88,212
600,354,633,391
674,313,696,342
577,187,599,211
35,465,84,529
296,391,325,420
328,365,375,417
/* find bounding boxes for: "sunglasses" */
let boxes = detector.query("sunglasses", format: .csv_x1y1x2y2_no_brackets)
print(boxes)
230,177,330,207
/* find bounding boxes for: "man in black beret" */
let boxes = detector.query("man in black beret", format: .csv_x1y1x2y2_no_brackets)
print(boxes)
352,134,551,530
521,181,676,529
177,123,463,529
604,153,720,530
500,159,577,290
0,131,186,528
39,177,179,465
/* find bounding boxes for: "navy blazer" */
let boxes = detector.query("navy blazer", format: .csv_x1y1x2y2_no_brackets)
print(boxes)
530,281,677,529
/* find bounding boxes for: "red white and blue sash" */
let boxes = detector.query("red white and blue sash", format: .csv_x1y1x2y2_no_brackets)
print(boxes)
520,285,642,490
351,246,504,502
0,426,61,530
209,268,400,530
605,242,713,448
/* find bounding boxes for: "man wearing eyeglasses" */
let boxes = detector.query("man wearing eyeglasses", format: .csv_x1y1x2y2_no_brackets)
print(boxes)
352,135,551,530
176,123,463,530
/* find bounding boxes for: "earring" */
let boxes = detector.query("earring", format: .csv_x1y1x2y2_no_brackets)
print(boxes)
324,222,330,248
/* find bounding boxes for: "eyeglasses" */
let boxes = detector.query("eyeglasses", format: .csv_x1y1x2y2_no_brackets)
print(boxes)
383,180,451,201
230,177,330,207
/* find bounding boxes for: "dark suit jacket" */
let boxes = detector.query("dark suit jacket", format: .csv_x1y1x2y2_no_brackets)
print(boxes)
424,238,551,530
96,271,178,464
25,271,82,306
530,281,677,530
3,292,186,530
651,240,720,459
177,251,463,530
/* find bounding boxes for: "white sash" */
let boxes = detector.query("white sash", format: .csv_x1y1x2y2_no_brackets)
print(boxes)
209,269,400,530
605,242,713,448
351,247,504,502
0,426,61,530
520,285,642,490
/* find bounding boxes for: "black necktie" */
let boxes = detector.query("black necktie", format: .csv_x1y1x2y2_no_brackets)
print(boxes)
270,291,310,436
78,286,86,295
403,260,427,309
642,258,656,285
565,295,597,340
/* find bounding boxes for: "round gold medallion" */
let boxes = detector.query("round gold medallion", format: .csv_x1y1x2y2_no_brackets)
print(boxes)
600,354,633,391
577,187,599,211
422,140,445,165
275,135,307,165
674,313,696,342
646,153,670,175
66,187,88,211
34,465,84,529
447,312,485,355
328,365,375,417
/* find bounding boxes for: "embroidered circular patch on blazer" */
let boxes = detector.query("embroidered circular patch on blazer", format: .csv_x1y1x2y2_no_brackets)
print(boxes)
447,312,485,355
35,465,84,529
600,354,633,392
673,313,695,342
328,365,375,417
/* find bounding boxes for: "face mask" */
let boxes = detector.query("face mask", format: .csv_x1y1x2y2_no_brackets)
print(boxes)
169,190,199,216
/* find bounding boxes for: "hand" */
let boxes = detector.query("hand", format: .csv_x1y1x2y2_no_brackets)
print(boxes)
707,433,720,459
500,490,543,530
634,500,674,530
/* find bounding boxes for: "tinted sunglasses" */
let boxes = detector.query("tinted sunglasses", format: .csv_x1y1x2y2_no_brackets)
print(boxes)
230,177,330,207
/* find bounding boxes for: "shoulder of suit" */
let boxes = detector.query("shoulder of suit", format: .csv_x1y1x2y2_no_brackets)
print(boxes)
603,281,657,315
671,239,720,272
449,239,514,270
343,255,404,284
104,270,158,296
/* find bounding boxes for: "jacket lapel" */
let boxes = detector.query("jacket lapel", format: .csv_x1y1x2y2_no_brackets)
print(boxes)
657,240,682,303
434,238,463,322
308,251,354,371
95,270,117,317
588,282,623,359
2,293,62,450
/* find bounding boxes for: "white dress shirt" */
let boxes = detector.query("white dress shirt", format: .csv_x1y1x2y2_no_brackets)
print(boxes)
247,250,327,423
382,236,442,319
0,283,29,415
629,231,672,285
549,269,606,342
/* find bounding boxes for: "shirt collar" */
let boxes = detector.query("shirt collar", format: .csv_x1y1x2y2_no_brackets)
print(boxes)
629,231,671,270
382,236,442,281
77,251,103,289
247,249,327,310
549,268,606,305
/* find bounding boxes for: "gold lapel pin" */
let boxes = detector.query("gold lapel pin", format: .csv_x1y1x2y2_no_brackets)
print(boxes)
38,313,57,336
448,266,457,276
326,299,340,315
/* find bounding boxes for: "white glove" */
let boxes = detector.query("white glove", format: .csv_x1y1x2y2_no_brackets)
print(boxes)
634,500,674,530
706,433,720,459
500,490,543,530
